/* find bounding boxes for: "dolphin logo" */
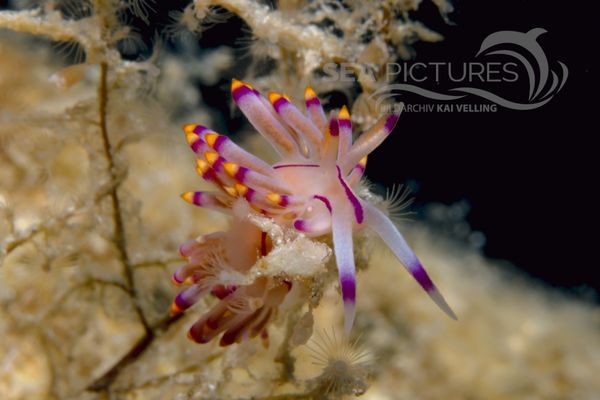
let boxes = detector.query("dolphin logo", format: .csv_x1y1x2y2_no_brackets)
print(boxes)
475,28,568,103
369,28,568,111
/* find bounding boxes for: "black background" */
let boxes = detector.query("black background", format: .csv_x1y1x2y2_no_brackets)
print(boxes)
0,0,596,297
386,0,597,296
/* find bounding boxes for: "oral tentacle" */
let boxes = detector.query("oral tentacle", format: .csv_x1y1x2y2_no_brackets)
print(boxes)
341,111,401,174
362,201,457,320
231,79,300,157
268,91,323,159
331,202,357,334
304,86,327,133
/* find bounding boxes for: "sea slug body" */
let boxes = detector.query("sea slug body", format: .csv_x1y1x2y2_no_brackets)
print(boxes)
172,80,456,345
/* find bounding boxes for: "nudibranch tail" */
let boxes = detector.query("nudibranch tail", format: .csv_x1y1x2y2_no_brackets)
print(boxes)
363,202,457,320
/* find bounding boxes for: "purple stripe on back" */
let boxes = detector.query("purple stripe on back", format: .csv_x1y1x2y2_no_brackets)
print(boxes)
411,261,435,291
232,85,254,103
384,113,400,132
313,195,332,213
340,274,356,303
336,166,364,223
273,163,319,169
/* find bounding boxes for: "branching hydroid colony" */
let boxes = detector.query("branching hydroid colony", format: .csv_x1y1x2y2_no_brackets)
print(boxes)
173,80,456,345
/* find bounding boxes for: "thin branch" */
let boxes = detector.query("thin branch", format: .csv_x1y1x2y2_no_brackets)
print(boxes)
1,203,87,260
111,362,210,394
97,62,151,332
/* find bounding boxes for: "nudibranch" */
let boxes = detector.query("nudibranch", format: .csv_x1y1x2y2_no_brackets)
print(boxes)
172,79,456,345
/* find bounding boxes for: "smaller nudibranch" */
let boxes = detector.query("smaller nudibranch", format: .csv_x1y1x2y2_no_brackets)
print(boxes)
175,80,456,342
